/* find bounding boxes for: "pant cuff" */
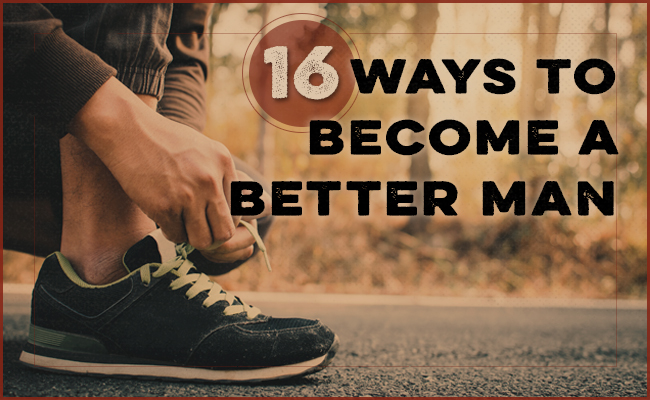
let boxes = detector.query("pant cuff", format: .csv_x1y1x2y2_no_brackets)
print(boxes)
116,66,167,100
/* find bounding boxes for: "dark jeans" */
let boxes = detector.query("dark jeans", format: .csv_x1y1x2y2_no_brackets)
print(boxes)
3,4,272,272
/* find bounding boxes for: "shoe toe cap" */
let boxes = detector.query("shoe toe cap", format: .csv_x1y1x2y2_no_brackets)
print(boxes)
188,317,336,368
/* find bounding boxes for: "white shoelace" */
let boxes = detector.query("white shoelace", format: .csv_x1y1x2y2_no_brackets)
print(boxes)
139,246,261,319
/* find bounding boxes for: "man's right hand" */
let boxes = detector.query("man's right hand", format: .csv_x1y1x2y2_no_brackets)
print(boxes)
68,77,239,250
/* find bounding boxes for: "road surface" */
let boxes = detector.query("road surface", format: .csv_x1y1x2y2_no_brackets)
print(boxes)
3,286,647,396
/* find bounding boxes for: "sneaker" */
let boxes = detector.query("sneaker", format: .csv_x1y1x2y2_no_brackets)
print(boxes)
19,230,339,382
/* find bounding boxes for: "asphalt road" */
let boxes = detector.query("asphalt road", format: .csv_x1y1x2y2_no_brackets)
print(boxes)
3,290,647,397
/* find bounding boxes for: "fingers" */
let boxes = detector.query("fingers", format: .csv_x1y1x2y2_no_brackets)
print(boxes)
205,246,254,263
195,145,236,250
199,221,257,262
213,224,256,254
183,205,214,250
204,198,236,249
167,199,237,251
170,170,238,250
157,212,188,244
155,144,272,251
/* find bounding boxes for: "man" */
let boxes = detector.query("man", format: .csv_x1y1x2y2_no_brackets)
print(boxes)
4,3,338,382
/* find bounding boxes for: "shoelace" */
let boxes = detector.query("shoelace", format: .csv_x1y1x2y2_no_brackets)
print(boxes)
139,246,262,319
240,220,272,272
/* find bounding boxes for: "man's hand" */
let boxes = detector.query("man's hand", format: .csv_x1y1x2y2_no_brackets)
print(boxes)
196,170,272,263
197,219,258,262
68,77,239,250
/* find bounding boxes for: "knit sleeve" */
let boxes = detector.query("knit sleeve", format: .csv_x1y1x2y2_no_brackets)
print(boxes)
4,3,117,137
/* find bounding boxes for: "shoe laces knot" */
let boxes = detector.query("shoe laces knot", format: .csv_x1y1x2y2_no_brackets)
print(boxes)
139,246,261,319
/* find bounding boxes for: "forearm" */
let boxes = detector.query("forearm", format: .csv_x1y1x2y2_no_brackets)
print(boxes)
67,77,164,167
66,74,240,250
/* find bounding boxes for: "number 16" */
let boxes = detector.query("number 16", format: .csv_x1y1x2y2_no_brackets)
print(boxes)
264,46,339,100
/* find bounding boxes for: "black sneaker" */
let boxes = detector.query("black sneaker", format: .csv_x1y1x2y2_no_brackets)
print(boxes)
19,230,339,382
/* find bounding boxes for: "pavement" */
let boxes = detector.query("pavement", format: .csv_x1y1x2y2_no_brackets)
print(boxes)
3,284,647,397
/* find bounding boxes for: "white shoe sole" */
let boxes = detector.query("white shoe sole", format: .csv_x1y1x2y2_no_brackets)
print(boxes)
19,341,337,383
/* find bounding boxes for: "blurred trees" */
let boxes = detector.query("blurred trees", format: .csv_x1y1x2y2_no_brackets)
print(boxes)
520,3,563,121
404,4,439,235
519,4,563,211
615,3,647,193
205,3,646,299
7,3,645,300
325,3,439,234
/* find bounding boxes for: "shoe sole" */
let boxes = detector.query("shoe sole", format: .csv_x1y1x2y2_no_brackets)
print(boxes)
19,335,339,383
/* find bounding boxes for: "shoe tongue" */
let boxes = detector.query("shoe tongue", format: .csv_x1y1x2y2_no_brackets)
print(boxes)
122,231,242,307
122,229,178,273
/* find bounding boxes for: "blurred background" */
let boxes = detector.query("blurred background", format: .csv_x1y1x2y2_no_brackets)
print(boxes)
4,3,646,300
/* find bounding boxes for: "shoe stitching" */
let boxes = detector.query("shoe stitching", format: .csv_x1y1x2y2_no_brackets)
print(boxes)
233,320,323,334
184,321,273,364
40,281,134,319
186,324,330,366
183,315,271,361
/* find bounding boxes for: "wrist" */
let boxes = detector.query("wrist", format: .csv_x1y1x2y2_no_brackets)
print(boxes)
67,77,161,163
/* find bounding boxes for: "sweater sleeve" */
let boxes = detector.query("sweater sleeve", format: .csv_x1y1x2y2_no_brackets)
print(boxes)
4,3,117,137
